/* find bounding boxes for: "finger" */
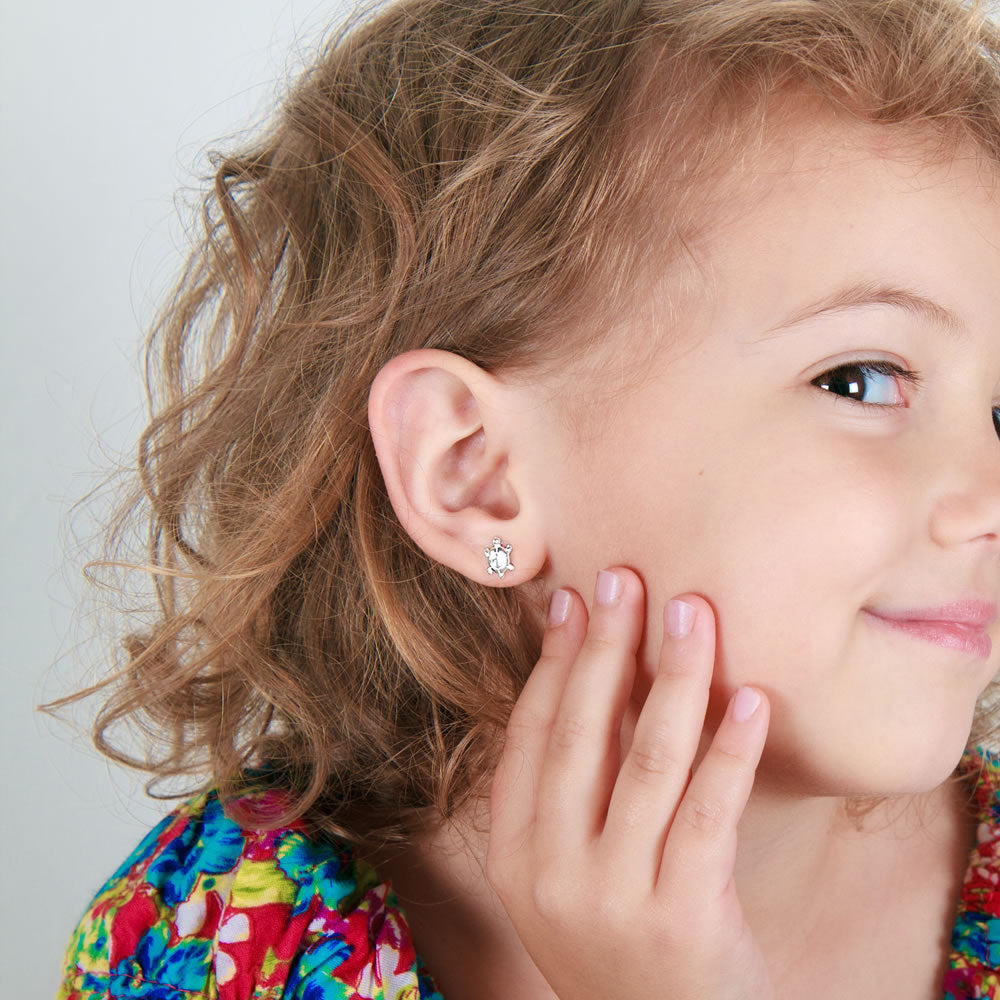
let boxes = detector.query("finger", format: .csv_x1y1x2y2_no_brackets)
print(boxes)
655,685,770,901
534,567,644,850
488,587,587,861
600,594,715,882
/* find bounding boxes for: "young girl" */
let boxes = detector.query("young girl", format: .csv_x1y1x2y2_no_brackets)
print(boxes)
57,0,1000,996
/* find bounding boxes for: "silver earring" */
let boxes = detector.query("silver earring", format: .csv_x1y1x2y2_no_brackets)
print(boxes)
485,537,514,579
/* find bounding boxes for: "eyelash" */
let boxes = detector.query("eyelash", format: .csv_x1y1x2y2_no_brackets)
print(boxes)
810,359,922,412
813,361,1000,437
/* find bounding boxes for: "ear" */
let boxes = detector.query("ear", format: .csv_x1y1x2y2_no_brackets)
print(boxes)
368,349,545,586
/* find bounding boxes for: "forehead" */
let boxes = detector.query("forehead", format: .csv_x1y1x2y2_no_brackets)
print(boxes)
669,110,1000,321
709,104,999,240
546,109,1000,427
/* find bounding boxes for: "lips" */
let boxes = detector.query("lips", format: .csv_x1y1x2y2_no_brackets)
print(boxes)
864,600,996,659
872,600,998,628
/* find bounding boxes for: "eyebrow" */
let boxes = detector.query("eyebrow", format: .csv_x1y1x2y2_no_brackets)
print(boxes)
762,280,968,340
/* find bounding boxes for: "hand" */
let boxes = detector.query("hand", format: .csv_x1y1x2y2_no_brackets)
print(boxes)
486,568,773,1000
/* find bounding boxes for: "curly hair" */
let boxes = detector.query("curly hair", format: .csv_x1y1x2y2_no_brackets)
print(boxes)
55,0,1000,850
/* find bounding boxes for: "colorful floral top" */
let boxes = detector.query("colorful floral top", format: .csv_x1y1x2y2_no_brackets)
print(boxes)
57,747,1000,999
57,789,443,999
945,746,1000,998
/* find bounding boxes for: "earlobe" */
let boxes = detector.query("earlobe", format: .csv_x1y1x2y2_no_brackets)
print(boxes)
367,349,545,585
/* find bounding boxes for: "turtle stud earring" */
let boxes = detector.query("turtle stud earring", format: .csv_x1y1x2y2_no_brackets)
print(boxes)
485,537,514,579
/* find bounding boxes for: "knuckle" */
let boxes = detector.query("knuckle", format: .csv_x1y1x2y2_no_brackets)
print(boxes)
706,739,748,771
626,737,684,784
530,871,567,919
549,714,589,751
533,649,567,673
704,740,749,785
678,794,726,838
580,632,623,658
590,886,628,927
504,702,551,738
647,914,687,954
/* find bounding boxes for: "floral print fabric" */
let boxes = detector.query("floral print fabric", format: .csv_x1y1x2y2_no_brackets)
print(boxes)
945,746,1000,998
58,790,443,999
59,747,1000,999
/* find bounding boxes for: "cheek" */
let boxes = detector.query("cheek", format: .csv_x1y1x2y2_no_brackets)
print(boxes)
690,434,916,685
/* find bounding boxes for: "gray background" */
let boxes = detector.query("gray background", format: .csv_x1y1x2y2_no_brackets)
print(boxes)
2,1,353,994
16,3,1000,997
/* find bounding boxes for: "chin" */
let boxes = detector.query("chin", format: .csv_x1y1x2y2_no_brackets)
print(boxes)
761,718,974,800
848,725,973,797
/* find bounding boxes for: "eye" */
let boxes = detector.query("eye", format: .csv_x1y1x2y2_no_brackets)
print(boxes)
811,360,920,409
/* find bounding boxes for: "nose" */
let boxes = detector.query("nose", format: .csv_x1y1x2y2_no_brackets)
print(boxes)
928,414,1000,549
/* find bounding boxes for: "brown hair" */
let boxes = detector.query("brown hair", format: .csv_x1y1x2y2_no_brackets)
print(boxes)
58,0,1000,849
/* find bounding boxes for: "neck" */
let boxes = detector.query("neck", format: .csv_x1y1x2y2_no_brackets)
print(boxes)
733,767,969,957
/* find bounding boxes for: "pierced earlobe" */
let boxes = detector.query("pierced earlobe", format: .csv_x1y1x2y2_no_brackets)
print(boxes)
367,349,546,584
484,537,515,579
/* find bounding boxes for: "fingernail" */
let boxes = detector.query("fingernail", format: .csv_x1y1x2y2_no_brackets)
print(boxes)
732,686,761,723
548,588,571,625
665,598,695,638
595,569,623,605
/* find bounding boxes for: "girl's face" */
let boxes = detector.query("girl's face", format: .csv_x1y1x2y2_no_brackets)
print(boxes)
533,117,1000,797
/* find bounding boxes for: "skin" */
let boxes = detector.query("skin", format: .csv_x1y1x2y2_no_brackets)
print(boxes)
528,117,1000,802
370,113,1000,997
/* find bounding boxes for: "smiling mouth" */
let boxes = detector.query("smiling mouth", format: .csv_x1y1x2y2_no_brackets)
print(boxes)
863,611,993,659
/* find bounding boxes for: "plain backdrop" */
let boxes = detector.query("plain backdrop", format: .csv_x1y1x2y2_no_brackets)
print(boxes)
15,4,1000,998
2,2,354,994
